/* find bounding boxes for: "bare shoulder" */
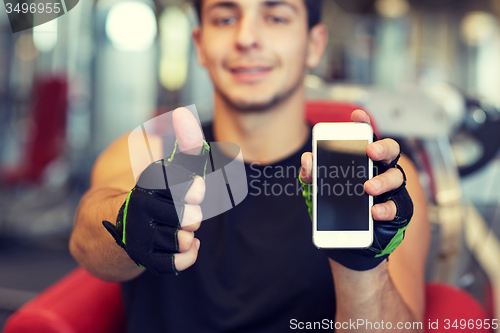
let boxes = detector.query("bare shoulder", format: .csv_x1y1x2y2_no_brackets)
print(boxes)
387,153,430,321
90,132,165,192
90,133,136,192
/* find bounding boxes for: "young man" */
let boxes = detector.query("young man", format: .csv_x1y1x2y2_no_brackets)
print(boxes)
70,0,430,331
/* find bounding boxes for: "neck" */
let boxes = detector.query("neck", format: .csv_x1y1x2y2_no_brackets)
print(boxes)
212,86,310,165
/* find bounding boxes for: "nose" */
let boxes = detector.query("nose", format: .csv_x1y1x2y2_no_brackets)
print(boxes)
235,16,260,51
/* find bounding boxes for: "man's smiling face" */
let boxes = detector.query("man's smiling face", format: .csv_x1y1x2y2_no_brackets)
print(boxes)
193,0,323,112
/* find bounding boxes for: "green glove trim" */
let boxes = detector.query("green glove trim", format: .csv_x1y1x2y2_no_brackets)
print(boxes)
201,141,210,179
374,223,409,258
298,174,313,221
168,139,211,182
122,189,134,245
121,188,145,268
168,140,211,163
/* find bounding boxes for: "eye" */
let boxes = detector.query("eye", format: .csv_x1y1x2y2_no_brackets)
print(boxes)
215,16,237,26
266,16,288,24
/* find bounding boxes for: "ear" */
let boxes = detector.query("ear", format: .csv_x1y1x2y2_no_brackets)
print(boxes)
192,27,207,68
306,23,328,69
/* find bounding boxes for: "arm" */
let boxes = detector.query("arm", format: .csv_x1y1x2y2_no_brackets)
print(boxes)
331,154,429,332
69,134,145,282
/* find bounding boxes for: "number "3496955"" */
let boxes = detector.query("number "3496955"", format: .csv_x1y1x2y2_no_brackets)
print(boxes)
5,2,61,14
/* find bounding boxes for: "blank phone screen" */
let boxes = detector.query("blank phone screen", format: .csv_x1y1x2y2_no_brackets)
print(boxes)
316,140,369,231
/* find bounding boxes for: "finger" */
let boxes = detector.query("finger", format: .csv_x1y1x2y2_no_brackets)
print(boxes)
174,238,200,272
364,167,404,196
300,152,313,183
372,200,397,221
185,176,206,205
181,221,201,232
350,109,371,124
172,107,204,155
367,138,400,164
177,230,195,252
180,204,202,229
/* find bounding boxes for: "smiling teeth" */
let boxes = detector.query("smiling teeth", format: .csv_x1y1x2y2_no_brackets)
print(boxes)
234,68,267,73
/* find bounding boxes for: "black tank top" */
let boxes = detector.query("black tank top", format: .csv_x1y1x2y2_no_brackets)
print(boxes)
122,123,336,332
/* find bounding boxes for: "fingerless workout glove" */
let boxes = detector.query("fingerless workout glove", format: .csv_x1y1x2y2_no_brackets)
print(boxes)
299,140,413,271
102,141,210,275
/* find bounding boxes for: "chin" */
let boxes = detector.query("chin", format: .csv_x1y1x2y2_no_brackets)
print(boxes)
228,97,280,113
217,88,278,113
215,75,303,113
222,87,299,113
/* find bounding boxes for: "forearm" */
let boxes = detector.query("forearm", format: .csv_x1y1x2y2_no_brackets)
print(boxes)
331,260,422,332
70,187,144,282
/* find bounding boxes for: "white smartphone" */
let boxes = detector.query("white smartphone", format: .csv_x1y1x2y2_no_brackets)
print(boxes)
312,122,373,249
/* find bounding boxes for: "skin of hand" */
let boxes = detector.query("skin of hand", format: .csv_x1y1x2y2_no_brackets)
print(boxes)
168,107,207,272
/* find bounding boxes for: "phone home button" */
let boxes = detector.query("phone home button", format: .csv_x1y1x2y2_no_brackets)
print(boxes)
337,232,349,247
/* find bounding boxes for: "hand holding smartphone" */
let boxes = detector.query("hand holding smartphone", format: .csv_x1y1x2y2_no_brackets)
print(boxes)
312,122,373,249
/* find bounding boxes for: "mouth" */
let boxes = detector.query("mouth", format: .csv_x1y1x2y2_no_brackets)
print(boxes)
229,66,273,83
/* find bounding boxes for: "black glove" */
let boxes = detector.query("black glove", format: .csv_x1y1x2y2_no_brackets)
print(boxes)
102,141,210,275
299,136,413,271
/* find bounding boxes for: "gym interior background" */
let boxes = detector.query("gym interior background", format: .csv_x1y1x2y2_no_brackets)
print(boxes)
1,0,500,330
